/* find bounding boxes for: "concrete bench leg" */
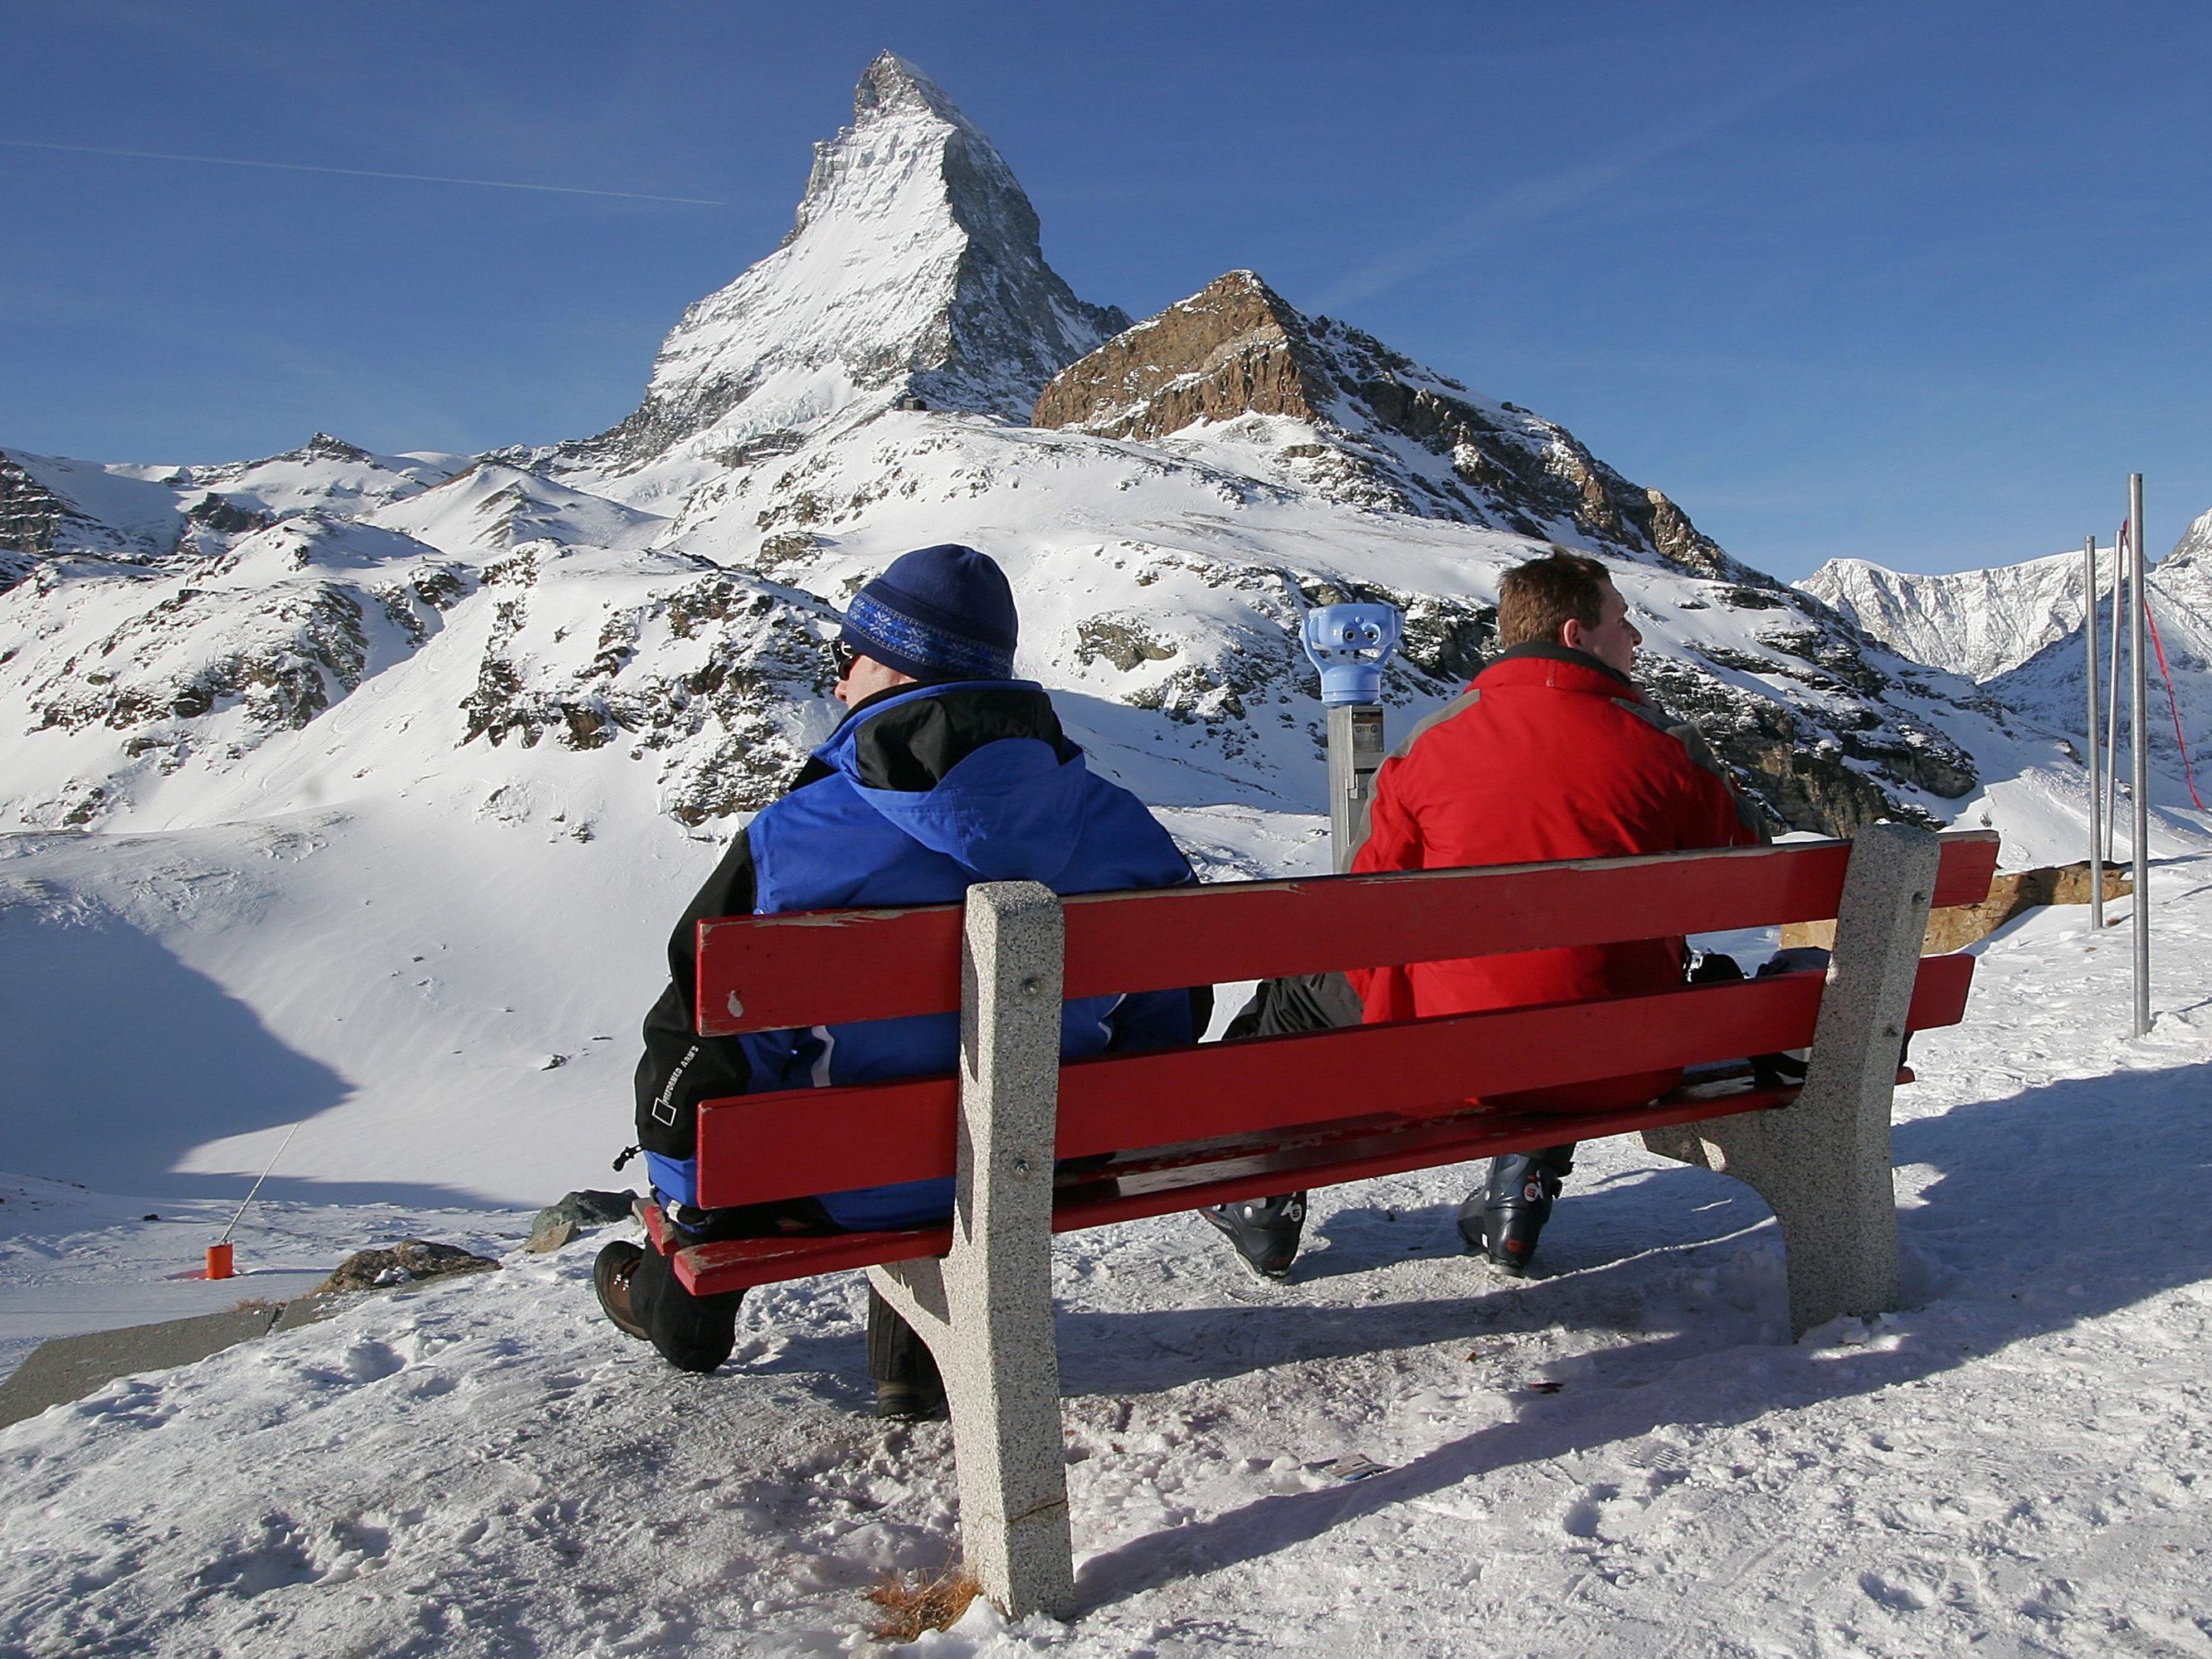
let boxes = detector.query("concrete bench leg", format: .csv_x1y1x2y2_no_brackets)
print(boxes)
868,878,1075,1620
1644,822,1940,1339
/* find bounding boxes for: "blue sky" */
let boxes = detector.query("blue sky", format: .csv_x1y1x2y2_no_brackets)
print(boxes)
3,0,2206,581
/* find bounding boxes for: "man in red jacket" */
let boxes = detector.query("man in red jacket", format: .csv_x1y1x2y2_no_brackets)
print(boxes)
1206,552,1762,1280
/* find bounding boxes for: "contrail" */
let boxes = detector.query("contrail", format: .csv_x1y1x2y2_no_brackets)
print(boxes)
0,137,724,206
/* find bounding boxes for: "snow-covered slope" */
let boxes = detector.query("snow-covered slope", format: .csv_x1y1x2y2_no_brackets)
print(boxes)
1983,535,2212,801
7,857,2212,1656
0,434,470,590
1802,515,2212,823
1801,508,2212,688
1800,547,2100,684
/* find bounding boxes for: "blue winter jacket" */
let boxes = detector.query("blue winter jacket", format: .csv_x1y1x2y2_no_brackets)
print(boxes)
637,679,1201,1228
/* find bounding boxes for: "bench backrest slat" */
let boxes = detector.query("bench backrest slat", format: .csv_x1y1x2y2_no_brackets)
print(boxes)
692,951,1975,1208
695,830,1999,1037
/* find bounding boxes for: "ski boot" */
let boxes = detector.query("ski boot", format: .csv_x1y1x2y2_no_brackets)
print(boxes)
614,1230,745,1373
1458,1146,1576,1277
868,1287,947,1421
1202,1192,1307,1279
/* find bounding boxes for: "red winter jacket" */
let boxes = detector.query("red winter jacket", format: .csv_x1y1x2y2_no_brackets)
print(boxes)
1348,644,1762,1113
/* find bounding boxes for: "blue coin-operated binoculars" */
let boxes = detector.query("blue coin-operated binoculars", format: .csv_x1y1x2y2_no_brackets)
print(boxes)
1301,603,1403,872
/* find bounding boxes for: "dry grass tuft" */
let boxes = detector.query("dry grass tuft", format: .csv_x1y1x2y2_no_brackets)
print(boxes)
866,1563,983,1642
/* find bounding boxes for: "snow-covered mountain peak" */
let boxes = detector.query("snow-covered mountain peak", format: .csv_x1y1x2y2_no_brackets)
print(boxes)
1802,510,2212,688
575,53,1126,473
1800,552,2095,684
849,51,966,132
2170,505,2212,568
370,462,666,557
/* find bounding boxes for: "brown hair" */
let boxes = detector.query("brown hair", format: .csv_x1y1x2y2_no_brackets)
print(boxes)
1497,552,1613,650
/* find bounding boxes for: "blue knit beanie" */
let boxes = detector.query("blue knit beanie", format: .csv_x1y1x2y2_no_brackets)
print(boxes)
840,544,1018,683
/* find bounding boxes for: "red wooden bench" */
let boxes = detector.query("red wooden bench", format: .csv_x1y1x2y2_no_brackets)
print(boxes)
641,822,1999,1618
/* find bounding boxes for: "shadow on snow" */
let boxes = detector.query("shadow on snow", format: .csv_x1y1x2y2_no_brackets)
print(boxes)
0,902,478,1209
1055,1056,2212,1605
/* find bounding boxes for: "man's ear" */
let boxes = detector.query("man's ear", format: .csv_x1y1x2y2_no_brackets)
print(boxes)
1559,618,1586,653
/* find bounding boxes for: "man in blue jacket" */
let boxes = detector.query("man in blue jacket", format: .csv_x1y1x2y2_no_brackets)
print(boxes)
595,544,1206,1417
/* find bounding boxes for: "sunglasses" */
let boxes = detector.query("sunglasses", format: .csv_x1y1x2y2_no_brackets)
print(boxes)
831,639,858,677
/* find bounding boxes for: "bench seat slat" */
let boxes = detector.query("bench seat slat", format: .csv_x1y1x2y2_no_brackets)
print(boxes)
667,1077,1804,1296
694,831,2000,1037
693,952,1973,1209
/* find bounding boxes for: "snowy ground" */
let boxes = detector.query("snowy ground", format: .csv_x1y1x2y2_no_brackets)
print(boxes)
4,859,2211,1656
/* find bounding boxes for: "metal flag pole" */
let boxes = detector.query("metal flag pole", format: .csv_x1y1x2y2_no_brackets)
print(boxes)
2128,474,2151,1035
2106,519,2128,865
2084,533,2104,931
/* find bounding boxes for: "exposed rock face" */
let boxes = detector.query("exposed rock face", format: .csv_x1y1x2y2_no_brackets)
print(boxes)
184,494,272,537
0,452,182,586
1035,270,1749,580
1034,270,1323,436
580,52,1127,468
1637,652,1972,836
1,455,74,571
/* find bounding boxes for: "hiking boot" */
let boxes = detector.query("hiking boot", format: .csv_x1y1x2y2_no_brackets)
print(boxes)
1459,1146,1575,1277
593,1240,650,1340
874,1379,949,1423
1202,1192,1307,1279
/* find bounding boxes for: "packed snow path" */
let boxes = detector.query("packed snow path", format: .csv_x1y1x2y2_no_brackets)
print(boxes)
5,860,2212,1657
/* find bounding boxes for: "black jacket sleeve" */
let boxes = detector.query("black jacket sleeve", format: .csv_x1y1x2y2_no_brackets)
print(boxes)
633,828,759,1159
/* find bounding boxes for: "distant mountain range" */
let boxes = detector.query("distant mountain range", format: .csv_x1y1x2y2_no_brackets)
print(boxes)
1802,512,2212,814
4,52,2205,868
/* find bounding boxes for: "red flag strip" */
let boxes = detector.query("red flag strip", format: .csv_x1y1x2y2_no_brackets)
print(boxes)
2145,594,2207,810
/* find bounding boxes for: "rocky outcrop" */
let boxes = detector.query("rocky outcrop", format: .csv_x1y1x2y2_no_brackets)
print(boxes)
524,1190,637,1253
1035,270,1751,581
1033,271,1324,437
1,455,73,567
1,454,179,586
316,1239,499,1295
28,583,372,741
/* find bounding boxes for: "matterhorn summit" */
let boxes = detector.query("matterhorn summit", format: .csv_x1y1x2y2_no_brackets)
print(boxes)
582,53,1127,472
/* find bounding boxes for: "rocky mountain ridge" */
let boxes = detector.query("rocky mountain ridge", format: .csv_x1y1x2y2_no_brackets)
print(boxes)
1803,548,2106,685
1802,508,2212,685
1800,520,2212,821
1035,270,1744,581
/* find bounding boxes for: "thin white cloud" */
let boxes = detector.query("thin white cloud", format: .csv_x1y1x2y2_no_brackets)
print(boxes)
0,138,723,207
1313,50,1847,312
